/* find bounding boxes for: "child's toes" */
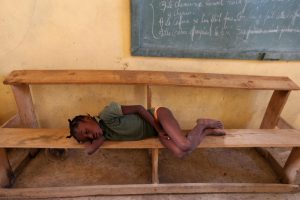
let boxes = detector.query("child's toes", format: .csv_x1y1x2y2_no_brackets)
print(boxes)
207,129,226,136
215,121,224,129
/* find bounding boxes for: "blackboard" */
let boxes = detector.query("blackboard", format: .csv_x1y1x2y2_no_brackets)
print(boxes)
131,0,300,60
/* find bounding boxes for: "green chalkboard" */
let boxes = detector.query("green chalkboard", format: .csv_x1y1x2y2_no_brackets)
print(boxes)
131,0,300,60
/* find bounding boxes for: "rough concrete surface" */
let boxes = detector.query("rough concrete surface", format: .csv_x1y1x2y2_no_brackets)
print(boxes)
7,148,300,200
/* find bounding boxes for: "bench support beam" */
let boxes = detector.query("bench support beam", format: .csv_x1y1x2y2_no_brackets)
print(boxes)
11,85,38,128
8,85,40,187
258,90,291,182
151,148,159,184
260,90,291,129
283,148,300,184
0,149,14,188
11,85,39,158
0,183,298,198
255,148,285,182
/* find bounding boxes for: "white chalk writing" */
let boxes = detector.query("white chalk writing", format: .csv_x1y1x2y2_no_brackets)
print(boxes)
149,0,300,42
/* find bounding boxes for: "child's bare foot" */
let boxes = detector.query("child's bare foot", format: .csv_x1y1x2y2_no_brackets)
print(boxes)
196,119,224,129
204,128,226,136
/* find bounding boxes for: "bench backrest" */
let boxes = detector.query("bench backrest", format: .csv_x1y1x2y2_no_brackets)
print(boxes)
3,70,300,90
3,70,300,129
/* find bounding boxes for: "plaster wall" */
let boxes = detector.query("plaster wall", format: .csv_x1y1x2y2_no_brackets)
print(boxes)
1,0,299,129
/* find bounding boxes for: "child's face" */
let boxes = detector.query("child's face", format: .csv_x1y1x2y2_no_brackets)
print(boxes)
75,117,103,143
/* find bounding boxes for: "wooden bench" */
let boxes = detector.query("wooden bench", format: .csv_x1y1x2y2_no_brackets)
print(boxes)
1,70,300,198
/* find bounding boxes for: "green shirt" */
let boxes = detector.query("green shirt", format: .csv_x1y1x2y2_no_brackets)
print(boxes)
95,102,157,141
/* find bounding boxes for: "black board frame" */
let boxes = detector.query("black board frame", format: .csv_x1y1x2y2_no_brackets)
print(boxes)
131,0,300,60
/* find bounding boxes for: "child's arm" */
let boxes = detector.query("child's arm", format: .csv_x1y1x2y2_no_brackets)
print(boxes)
84,136,105,155
121,105,164,135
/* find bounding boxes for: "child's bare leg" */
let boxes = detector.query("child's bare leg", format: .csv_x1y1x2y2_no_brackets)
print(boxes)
156,107,222,152
158,129,225,159
186,119,225,150
156,107,192,151
158,128,225,159
158,134,189,159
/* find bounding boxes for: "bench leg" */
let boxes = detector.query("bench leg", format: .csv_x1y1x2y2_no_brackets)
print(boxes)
258,90,291,182
151,148,159,184
0,149,15,188
283,147,300,184
260,90,290,129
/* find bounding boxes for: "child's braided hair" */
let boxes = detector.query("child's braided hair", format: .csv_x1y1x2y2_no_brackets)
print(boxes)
67,115,89,143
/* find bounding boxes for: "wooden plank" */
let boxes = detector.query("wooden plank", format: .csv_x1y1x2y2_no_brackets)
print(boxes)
0,183,297,198
0,116,19,188
0,149,14,188
277,117,294,129
13,152,34,180
1,114,21,128
11,85,38,128
2,115,39,186
283,147,300,184
258,91,292,183
275,118,300,184
151,148,159,184
255,148,285,182
10,85,40,169
3,70,300,90
256,117,297,184
147,85,152,109
1,128,300,149
254,118,295,183
260,90,291,129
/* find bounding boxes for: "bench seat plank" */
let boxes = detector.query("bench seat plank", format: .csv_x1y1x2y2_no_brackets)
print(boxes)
1,128,300,149
0,183,298,198
4,70,300,90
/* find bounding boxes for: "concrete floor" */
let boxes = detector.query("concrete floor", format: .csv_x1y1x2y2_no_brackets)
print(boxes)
7,148,300,199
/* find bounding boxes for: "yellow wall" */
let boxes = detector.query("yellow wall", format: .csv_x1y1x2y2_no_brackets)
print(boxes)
1,0,300,129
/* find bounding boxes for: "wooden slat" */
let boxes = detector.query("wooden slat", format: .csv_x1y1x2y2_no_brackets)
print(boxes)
2,115,39,187
147,85,152,109
13,152,34,181
1,128,300,149
0,115,19,188
258,91,291,182
0,183,298,198
1,115,23,188
1,114,21,128
10,85,40,167
283,147,300,184
260,90,291,129
0,149,14,188
275,118,300,184
277,117,294,129
151,148,159,184
255,148,285,182
11,85,38,128
3,70,300,90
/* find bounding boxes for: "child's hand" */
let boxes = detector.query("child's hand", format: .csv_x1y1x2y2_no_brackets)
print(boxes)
84,137,105,155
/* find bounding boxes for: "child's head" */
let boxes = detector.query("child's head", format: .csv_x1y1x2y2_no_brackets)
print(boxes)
67,115,103,143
